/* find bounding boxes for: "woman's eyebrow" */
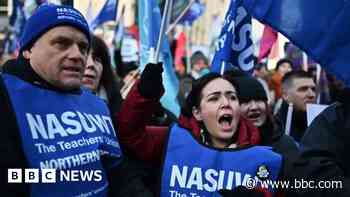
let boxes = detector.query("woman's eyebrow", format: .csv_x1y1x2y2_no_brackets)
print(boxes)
206,91,221,97
206,90,236,97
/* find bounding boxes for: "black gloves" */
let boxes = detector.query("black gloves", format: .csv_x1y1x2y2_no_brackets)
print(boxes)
138,62,164,98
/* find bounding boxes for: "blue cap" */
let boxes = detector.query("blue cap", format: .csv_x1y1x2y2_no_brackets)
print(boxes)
20,4,91,51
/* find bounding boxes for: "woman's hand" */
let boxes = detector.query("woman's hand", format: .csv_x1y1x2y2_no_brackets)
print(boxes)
138,63,164,98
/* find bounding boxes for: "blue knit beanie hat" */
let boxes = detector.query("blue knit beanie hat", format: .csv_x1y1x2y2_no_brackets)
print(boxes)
20,4,91,51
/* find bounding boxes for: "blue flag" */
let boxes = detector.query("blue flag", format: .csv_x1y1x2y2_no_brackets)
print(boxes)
90,0,118,30
211,0,254,74
241,0,350,86
138,0,180,117
171,0,189,20
173,0,205,25
5,0,26,54
9,0,26,36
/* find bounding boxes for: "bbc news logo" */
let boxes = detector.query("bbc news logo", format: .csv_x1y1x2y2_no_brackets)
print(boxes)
8,169,102,183
8,169,56,183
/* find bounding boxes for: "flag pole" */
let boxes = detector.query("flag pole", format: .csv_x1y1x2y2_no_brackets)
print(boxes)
185,21,191,74
302,52,308,72
166,0,174,31
166,0,196,35
220,61,226,75
155,0,171,62
316,64,322,104
285,103,293,136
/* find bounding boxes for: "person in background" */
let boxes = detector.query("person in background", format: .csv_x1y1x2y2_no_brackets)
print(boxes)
290,88,350,197
117,63,284,196
275,70,316,142
0,4,122,196
82,35,122,117
83,34,154,197
114,49,140,99
253,61,275,105
228,73,299,182
190,51,210,79
269,58,293,100
177,74,194,108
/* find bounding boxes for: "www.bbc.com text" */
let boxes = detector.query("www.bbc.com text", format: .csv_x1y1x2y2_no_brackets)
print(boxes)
245,178,343,190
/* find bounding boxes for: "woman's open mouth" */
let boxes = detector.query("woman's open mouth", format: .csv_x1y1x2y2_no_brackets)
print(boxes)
218,114,233,131
247,112,261,120
82,74,96,85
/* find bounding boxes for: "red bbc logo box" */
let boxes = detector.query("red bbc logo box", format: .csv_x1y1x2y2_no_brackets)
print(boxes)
8,169,56,183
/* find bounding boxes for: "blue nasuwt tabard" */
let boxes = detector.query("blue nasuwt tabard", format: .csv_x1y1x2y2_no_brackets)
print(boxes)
3,74,122,197
161,124,282,197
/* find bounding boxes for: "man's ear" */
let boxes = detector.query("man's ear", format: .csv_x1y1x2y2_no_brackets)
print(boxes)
22,50,31,59
192,107,203,121
282,90,290,102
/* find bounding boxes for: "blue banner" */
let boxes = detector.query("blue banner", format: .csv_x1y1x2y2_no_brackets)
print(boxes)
211,0,254,74
170,0,189,21
5,0,26,54
241,0,350,86
176,0,205,25
90,0,118,30
138,0,180,117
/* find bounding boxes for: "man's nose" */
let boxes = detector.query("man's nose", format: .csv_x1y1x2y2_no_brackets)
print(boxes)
307,87,316,98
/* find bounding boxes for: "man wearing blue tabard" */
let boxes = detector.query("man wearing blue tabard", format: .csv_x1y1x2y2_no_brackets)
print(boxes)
0,4,122,197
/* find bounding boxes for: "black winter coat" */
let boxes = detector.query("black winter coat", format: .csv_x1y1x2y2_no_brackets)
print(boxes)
259,117,299,180
290,101,350,196
275,101,308,142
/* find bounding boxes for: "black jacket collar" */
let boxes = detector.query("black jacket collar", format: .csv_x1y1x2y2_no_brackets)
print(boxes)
2,56,81,94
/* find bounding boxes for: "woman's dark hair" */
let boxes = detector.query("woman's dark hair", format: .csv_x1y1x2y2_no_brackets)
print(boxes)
91,35,122,115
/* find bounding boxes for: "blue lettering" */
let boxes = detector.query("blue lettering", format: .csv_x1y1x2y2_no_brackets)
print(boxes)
239,45,254,71
232,23,251,51
235,7,248,26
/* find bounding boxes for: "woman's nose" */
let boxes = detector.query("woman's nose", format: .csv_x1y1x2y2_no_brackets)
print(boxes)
250,100,258,108
221,95,230,106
